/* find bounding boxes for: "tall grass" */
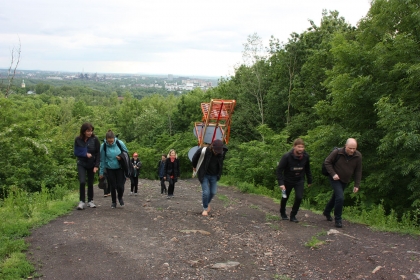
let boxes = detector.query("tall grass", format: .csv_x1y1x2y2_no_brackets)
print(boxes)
0,184,77,280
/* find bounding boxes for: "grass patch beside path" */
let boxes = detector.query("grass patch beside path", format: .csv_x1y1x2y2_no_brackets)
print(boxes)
0,186,77,280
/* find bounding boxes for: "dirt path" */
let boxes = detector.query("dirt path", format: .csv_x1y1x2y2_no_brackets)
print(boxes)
26,179,420,280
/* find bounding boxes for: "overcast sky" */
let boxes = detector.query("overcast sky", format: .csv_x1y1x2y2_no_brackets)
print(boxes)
0,0,372,77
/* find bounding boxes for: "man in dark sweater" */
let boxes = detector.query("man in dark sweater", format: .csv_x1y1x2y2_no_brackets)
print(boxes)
276,138,313,223
323,138,362,228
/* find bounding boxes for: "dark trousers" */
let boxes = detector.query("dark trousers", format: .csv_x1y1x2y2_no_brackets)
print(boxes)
107,168,125,204
324,178,348,222
130,176,139,193
280,180,304,217
168,179,176,196
77,164,94,203
160,177,167,194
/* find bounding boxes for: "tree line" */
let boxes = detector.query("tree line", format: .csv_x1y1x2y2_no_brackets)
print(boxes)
0,0,418,222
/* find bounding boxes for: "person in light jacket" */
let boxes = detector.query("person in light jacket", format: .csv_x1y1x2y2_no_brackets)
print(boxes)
99,130,129,209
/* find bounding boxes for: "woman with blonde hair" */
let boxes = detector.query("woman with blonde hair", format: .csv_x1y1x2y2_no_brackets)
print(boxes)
163,149,180,199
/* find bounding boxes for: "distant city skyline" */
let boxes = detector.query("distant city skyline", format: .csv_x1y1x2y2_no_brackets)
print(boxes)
1,0,372,77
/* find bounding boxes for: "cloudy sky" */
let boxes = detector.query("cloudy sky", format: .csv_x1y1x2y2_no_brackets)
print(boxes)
0,0,371,77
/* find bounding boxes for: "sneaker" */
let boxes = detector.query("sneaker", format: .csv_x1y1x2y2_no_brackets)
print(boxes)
280,213,288,220
77,201,85,210
167,196,171,199
335,221,343,228
88,201,96,208
111,203,116,209
119,199,124,207
323,211,333,221
129,192,133,196
134,193,138,196
290,216,299,223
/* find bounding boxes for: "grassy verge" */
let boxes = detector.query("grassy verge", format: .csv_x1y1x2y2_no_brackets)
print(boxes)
0,185,77,280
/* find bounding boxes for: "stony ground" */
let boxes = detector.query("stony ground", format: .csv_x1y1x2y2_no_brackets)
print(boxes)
26,179,420,280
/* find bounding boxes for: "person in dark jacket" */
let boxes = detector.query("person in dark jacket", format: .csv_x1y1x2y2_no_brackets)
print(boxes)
276,138,312,223
157,154,167,194
192,139,227,216
323,138,362,228
74,122,100,210
163,149,180,198
129,152,142,196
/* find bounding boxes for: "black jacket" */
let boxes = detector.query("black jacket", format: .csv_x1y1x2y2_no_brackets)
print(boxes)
191,146,228,183
276,150,312,186
163,158,180,182
74,135,100,169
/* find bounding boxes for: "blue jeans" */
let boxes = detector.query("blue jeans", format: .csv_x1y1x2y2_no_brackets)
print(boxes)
201,175,218,210
324,177,348,221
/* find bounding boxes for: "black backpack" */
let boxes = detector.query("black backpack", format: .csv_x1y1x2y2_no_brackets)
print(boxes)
321,147,341,176
103,140,134,178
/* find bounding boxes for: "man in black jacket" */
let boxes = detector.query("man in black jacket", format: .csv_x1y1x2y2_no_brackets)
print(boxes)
192,139,227,216
276,138,312,222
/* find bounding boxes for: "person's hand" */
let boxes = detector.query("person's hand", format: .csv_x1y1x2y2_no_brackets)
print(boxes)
163,177,166,180
280,185,286,191
193,167,196,171
353,187,359,193
87,153,92,158
93,167,98,173
99,175,103,179
307,184,312,187
116,156,121,160
333,174,340,180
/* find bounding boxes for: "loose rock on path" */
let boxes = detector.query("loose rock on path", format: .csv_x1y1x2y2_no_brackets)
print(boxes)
26,179,420,279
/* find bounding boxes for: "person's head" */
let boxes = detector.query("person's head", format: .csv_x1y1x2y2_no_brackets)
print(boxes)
133,152,138,159
79,122,94,139
345,138,358,156
293,138,305,155
168,149,177,159
161,154,166,161
105,130,115,145
211,139,224,155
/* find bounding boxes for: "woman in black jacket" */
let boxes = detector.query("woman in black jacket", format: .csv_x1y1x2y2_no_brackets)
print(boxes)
74,123,100,210
163,149,180,198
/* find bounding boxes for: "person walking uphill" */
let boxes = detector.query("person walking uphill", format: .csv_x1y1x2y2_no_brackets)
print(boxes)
130,153,142,196
192,139,227,216
276,138,312,223
157,154,167,194
163,149,180,199
323,138,362,228
99,130,129,208
74,122,101,210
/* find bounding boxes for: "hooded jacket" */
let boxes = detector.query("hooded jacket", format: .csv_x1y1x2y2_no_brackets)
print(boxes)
99,137,128,176
276,150,312,186
191,145,228,183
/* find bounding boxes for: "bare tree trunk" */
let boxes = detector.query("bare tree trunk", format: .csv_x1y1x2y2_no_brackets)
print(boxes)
241,33,267,141
5,38,21,98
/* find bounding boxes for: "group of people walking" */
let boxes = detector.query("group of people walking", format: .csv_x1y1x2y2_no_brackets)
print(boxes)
276,137,362,228
74,122,362,227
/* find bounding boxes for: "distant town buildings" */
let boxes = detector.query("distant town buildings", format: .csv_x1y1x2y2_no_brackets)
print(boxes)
3,69,217,94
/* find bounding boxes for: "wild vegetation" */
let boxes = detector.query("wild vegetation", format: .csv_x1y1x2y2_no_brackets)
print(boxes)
0,0,419,278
